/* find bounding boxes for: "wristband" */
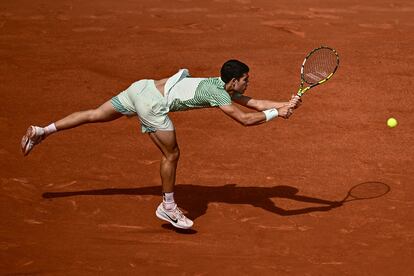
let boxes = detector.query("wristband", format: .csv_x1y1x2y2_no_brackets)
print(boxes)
263,108,278,121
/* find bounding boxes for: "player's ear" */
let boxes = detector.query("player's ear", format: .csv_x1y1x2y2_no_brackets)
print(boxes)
229,78,237,87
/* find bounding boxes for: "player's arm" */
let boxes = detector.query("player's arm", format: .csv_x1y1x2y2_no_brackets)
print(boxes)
219,103,292,126
232,93,301,111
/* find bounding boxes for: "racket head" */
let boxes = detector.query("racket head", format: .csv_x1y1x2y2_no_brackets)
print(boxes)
345,181,390,202
298,46,339,96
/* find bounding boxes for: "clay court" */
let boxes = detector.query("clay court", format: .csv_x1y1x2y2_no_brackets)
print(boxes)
1,0,414,274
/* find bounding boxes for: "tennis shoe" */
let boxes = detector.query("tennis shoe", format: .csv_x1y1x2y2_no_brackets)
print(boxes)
21,126,45,156
155,203,193,229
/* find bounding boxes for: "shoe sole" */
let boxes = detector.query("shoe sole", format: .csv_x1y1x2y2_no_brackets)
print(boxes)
21,126,35,156
155,208,193,229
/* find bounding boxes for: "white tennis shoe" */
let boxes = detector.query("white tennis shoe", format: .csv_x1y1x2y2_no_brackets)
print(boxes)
21,126,45,156
155,203,193,229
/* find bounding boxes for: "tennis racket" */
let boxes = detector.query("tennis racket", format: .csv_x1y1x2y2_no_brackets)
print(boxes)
297,46,339,97
339,181,390,204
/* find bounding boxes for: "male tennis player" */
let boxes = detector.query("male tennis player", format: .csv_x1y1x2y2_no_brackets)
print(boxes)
21,60,301,229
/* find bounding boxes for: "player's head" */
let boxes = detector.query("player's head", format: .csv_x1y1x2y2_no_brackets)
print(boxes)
221,59,250,93
221,59,249,83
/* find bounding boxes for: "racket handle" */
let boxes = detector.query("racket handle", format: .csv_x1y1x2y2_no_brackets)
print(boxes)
289,94,301,109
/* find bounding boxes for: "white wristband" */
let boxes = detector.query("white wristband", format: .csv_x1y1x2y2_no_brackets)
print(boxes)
263,108,278,121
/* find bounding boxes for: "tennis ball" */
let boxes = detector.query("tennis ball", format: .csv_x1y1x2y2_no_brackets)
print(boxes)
387,117,398,128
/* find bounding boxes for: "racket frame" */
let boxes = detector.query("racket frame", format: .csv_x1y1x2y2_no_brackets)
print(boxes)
297,46,339,97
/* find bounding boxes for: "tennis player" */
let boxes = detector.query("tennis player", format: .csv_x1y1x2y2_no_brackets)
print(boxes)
21,60,301,229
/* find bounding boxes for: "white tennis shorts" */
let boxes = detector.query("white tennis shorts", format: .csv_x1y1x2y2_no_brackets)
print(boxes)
111,79,174,133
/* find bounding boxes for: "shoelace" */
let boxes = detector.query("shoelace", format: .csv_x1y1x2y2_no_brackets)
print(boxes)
169,206,185,220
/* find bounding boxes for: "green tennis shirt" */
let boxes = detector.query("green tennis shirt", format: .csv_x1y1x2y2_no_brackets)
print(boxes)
167,77,232,112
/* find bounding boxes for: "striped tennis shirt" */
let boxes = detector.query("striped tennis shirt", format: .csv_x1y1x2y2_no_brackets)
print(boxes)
166,74,232,112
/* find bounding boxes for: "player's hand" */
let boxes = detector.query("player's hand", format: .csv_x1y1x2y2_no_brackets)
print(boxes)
289,95,302,109
277,105,293,119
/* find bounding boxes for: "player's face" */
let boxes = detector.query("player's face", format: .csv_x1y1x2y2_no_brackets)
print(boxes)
234,73,249,94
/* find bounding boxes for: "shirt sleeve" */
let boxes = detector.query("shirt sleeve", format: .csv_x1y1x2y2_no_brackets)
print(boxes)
208,88,232,106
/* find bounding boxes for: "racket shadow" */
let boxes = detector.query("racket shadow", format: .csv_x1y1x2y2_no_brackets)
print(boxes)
42,183,342,220
338,181,391,205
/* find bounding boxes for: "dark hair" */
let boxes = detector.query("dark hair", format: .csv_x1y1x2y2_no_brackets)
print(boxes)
220,59,249,83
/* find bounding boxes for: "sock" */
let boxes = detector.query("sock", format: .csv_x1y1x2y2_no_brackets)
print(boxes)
43,123,57,136
163,192,175,210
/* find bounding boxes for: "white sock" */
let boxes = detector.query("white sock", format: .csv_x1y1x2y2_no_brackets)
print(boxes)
43,123,57,136
163,192,175,210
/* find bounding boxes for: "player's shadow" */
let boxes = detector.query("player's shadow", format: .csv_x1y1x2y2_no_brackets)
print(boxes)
42,183,341,220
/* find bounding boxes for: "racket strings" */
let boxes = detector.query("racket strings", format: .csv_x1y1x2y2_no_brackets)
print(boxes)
303,48,338,84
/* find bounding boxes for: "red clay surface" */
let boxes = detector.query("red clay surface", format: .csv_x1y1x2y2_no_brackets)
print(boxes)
1,0,414,274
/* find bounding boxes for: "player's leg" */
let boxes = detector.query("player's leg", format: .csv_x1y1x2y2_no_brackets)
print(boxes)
54,100,122,131
149,130,193,229
148,130,180,193
21,100,123,156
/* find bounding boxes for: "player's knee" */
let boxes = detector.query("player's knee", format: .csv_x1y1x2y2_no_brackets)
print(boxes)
87,109,105,122
165,147,180,163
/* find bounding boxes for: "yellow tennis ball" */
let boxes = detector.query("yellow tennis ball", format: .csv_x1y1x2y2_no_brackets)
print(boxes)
387,117,398,128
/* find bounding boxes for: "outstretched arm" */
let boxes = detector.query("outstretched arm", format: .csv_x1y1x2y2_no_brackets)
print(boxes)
219,103,292,126
232,93,301,111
